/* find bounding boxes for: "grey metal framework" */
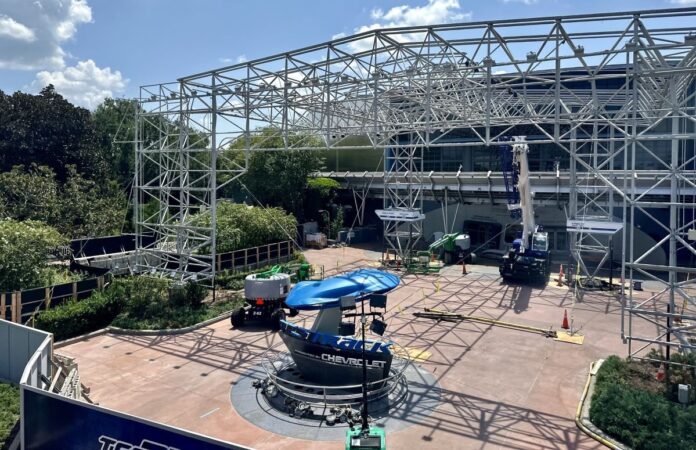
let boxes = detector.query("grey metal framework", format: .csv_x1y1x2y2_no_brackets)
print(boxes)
136,8,696,359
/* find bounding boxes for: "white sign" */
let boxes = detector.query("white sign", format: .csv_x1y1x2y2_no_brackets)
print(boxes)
566,220,623,235
375,209,425,222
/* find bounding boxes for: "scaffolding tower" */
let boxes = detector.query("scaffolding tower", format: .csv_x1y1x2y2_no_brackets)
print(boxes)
136,8,696,360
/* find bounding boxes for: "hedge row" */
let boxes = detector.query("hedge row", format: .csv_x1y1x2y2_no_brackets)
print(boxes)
34,290,121,341
589,356,696,450
34,277,208,341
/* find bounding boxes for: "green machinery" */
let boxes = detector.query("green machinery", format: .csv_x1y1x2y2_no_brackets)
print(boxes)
428,233,471,264
230,262,324,330
407,232,471,274
255,262,320,283
345,427,386,450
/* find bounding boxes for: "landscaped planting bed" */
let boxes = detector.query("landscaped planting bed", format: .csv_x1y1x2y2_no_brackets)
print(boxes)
0,382,20,450
590,355,696,450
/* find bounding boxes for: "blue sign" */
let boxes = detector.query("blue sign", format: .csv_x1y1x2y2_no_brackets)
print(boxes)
22,386,248,450
280,321,391,354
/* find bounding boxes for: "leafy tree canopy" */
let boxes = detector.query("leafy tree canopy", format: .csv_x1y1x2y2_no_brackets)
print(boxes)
0,220,67,292
0,86,108,181
0,165,126,238
224,128,326,218
191,200,297,253
307,177,340,198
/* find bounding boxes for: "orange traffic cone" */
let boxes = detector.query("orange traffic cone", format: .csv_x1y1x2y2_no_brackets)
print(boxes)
562,309,569,329
557,264,565,287
656,363,666,382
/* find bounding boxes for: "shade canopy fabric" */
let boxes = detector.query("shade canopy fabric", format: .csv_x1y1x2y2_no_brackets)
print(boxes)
285,269,400,310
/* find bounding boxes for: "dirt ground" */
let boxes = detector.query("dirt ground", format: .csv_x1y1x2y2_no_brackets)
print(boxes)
58,246,657,449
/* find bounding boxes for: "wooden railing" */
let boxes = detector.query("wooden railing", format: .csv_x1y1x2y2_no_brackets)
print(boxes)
0,276,105,325
215,240,295,272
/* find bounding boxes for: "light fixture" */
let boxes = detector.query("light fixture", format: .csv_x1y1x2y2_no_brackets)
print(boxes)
370,319,387,336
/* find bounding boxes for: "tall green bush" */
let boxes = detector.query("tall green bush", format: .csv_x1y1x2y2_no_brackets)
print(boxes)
0,219,67,292
191,201,297,253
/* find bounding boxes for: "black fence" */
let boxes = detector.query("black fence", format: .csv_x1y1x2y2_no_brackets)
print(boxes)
0,276,105,325
216,241,295,272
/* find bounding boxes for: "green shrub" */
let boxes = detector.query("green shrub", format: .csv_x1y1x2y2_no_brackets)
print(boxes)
169,282,207,308
34,291,123,341
307,177,340,198
191,201,297,253
116,276,170,317
35,275,230,337
0,382,20,449
590,356,696,450
0,219,67,292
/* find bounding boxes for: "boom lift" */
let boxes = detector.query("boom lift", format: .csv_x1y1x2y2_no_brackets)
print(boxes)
428,233,471,265
498,137,551,283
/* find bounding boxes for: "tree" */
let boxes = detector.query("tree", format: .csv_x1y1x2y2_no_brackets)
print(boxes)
59,166,127,238
307,177,340,198
0,86,107,181
0,165,59,224
0,220,67,291
91,97,214,190
191,200,297,253
0,165,127,239
91,98,138,188
224,128,326,218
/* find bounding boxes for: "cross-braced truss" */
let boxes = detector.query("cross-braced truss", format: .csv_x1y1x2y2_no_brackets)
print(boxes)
137,8,696,360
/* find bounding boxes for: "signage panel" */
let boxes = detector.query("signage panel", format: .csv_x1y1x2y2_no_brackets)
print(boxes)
22,386,247,450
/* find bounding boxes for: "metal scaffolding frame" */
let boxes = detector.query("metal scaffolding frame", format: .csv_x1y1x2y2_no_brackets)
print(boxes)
136,8,696,359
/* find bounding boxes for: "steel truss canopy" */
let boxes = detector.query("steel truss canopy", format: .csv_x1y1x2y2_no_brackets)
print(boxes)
136,7,696,361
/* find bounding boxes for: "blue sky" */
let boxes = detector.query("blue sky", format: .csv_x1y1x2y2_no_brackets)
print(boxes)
0,0,692,108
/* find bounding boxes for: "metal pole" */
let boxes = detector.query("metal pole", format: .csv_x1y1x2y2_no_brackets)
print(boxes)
360,296,369,433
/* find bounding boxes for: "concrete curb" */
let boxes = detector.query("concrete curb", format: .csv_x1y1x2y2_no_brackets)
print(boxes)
107,310,234,336
54,309,235,349
576,360,630,450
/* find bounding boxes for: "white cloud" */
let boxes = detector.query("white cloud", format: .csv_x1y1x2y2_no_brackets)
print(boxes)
339,0,472,52
219,54,248,65
32,59,128,109
0,0,92,70
669,0,696,4
0,15,36,42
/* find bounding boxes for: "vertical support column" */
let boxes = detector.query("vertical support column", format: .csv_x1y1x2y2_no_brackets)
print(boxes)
667,83,680,361
568,124,583,285
210,74,219,283
627,18,640,358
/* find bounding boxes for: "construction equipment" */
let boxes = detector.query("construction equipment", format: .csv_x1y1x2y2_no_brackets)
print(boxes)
498,137,551,284
230,263,322,330
428,233,472,265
